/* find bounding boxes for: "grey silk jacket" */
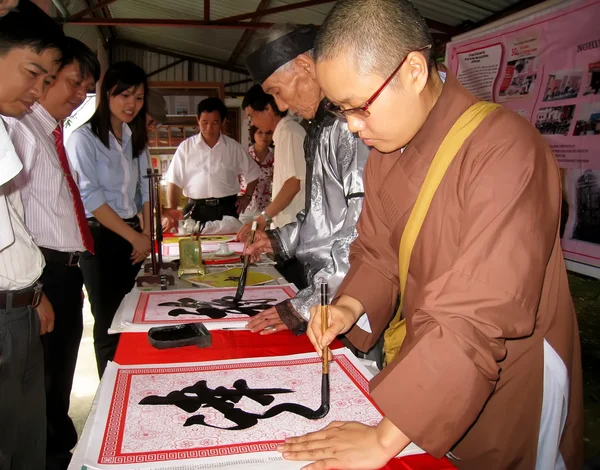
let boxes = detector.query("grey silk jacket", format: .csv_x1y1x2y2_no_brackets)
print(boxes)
270,100,370,331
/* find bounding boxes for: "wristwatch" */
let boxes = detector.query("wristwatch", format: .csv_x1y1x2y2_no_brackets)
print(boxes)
259,210,273,226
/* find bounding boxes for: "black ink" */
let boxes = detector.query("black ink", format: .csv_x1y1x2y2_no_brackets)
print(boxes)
158,296,278,319
139,378,329,430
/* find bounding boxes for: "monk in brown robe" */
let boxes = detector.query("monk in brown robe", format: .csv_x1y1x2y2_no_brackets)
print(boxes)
277,1,584,469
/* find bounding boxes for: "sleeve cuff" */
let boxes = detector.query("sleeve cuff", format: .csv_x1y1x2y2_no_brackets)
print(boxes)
335,258,397,352
266,229,290,262
84,191,107,213
275,300,307,335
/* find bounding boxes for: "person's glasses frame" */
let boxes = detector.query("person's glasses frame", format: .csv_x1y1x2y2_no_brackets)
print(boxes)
325,44,432,120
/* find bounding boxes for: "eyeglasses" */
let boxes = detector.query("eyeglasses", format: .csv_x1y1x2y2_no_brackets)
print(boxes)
325,44,432,119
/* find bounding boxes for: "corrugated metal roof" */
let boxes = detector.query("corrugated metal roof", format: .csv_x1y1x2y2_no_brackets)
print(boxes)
82,0,529,72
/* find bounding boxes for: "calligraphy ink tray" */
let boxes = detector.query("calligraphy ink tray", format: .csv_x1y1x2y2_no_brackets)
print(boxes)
148,322,212,349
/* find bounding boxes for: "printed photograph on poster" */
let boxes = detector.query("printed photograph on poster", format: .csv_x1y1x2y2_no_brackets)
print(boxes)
574,102,600,136
498,56,538,101
569,169,600,245
455,44,503,102
560,168,569,239
583,61,600,96
535,105,576,135
543,70,583,101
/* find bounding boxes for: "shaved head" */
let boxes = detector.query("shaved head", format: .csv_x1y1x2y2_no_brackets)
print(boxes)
315,0,434,80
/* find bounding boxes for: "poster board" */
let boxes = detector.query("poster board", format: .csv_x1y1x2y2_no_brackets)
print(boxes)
446,0,600,278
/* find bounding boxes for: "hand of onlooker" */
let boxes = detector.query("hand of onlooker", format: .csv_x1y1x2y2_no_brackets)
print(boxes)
36,292,55,335
235,195,252,214
130,231,151,264
161,208,183,232
246,307,289,335
242,230,274,263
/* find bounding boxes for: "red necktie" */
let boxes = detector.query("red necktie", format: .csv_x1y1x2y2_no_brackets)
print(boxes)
53,125,95,255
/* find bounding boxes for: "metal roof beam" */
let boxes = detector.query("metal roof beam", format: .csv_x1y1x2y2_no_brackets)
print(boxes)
64,18,280,29
225,78,253,87
204,0,210,21
216,0,335,23
111,39,250,75
459,0,546,33
69,0,118,21
146,58,187,78
425,18,457,35
228,0,271,64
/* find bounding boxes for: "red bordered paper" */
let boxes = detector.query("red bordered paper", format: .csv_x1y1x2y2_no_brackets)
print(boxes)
111,285,298,334
81,350,388,469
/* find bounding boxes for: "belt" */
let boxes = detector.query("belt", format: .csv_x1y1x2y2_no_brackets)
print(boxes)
0,283,43,310
40,247,82,267
191,195,236,207
87,217,140,229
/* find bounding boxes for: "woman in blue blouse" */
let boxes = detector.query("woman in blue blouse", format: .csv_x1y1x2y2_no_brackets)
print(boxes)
66,62,151,377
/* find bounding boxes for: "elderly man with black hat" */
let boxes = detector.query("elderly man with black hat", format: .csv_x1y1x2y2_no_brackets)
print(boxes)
240,24,371,343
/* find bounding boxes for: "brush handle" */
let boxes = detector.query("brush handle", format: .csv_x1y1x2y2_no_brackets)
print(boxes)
233,222,258,303
321,304,329,374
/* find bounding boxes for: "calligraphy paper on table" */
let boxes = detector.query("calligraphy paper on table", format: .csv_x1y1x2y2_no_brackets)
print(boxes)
110,285,297,333
80,349,401,470
188,268,276,288
162,236,240,257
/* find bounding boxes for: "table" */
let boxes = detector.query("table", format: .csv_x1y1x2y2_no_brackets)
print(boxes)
71,260,455,470
108,331,455,470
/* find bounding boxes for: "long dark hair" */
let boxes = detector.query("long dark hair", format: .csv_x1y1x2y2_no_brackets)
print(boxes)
89,61,148,158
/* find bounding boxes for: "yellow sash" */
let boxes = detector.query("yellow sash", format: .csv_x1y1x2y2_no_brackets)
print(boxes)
383,102,501,366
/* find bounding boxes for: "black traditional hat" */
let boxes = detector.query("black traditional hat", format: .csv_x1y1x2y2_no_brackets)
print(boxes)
245,25,318,84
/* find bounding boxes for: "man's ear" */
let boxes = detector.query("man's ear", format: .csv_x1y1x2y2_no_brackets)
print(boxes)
293,53,316,78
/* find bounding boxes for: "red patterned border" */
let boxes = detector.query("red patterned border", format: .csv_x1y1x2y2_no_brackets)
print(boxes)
99,354,378,464
132,285,297,324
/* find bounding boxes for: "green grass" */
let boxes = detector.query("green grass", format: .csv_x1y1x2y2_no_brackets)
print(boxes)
569,272,600,459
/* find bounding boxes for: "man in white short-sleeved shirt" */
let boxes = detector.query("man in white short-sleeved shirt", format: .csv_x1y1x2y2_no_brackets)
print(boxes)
242,85,306,229
162,97,260,227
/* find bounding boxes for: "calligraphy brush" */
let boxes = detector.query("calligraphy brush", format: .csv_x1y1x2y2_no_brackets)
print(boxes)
233,220,257,304
319,281,331,416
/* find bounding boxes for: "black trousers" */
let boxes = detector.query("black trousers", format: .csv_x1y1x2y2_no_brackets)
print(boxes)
80,223,142,378
0,304,45,470
39,249,84,470
184,195,239,224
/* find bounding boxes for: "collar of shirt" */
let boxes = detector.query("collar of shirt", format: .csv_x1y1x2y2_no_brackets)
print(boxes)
0,117,23,187
30,102,58,137
110,121,133,151
273,115,295,142
197,132,224,152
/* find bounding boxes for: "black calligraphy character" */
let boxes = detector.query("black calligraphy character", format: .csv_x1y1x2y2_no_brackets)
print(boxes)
158,296,279,319
139,378,329,430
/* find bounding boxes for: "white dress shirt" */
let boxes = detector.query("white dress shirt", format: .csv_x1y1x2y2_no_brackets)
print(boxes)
5,103,85,252
166,132,261,200
0,119,44,290
66,123,150,218
272,115,306,227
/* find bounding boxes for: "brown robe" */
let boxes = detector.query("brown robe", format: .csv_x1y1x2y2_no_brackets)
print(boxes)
337,72,584,469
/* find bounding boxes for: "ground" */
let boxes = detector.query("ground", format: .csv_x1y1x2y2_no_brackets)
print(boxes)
70,272,600,461
571,273,600,461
